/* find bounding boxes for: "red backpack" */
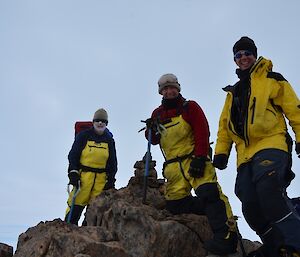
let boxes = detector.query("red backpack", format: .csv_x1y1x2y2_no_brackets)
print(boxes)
74,121,93,136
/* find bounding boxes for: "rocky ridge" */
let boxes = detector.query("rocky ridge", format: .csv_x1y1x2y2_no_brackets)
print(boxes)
7,159,260,257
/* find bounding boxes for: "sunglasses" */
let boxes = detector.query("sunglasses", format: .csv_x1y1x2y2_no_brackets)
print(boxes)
234,50,253,59
93,119,108,124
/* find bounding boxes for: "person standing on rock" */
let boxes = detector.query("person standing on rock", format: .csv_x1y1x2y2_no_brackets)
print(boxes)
144,73,238,255
213,36,300,257
65,108,118,225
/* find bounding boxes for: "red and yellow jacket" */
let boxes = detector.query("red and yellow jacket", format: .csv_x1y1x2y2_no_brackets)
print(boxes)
146,95,210,159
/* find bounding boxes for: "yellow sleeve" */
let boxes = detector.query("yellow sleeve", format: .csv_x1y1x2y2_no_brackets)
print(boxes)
273,80,300,142
215,93,233,155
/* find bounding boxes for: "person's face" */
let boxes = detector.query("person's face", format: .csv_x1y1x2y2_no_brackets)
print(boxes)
93,119,107,135
234,50,256,71
161,86,179,99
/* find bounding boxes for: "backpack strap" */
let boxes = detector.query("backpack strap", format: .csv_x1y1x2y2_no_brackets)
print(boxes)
176,100,189,116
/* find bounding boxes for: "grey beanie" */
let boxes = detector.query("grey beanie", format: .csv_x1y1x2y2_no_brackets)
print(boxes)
93,108,108,121
158,73,181,94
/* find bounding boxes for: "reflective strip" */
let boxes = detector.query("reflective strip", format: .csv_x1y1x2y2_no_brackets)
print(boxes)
69,169,79,175
275,212,293,224
261,227,272,237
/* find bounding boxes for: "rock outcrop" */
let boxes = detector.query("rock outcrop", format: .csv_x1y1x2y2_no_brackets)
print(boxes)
13,159,261,257
0,243,13,257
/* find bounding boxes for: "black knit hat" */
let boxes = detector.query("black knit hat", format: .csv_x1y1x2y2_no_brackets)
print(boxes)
233,36,257,58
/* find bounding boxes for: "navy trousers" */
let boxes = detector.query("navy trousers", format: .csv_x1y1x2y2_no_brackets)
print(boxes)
235,149,300,255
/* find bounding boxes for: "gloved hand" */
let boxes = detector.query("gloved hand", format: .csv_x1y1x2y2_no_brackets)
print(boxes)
103,180,115,190
188,156,207,178
68,170,80,188
296,142,300,158
145,117,159,131
213,154,228,170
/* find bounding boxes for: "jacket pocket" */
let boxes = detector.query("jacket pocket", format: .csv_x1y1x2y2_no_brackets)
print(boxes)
266,108,276,117
249,99,280,138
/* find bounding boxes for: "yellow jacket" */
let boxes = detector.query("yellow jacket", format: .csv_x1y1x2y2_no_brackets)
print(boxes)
215,57,300,167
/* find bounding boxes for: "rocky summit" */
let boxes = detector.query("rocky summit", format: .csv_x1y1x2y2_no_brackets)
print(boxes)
7,159,260,257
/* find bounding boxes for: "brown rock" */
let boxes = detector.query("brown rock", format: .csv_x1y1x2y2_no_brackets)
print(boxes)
0,243,13,257
133,160,156,170
14,219,129,257
134,168,157,179
13,159,261,257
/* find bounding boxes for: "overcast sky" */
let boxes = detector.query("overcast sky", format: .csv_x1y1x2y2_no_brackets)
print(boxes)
1,0,300,251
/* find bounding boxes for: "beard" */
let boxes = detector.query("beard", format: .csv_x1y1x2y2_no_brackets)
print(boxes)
93,124,106,135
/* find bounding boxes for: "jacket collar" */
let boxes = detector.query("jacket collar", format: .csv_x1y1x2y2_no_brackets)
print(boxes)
223,56,273,93
235,57,273,78
161,94,185,109
250,56,273,76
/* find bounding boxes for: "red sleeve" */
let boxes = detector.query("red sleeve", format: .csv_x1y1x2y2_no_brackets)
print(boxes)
182,101,210,156
144,107,161,145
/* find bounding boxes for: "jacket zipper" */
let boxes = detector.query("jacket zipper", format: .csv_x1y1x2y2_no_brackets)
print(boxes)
250,97,256,124
228,92,244,139
244,83,252,146
244,57,264,146
228,57,263,147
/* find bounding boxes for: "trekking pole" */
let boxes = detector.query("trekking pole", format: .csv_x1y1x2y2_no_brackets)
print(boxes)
234,216,247,257
142,128,152,204
67,182,81,224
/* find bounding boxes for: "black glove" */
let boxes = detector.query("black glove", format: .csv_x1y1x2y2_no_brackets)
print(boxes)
145,117,159,131
68,170,80,188
188,156,207,178
103,179,115,190
213,154,228,170
296,142,300,158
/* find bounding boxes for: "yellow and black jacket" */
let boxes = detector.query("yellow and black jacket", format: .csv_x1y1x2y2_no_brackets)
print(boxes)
215,57,300,167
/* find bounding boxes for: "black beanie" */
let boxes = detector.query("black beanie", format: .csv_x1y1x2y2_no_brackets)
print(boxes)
233,36,257,58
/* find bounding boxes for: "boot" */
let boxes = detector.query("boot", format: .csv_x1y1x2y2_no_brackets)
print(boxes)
203,231,238,255
279,246,300,257
247,246,271,257
258,226,284,257
65,205,85,225
247,250,265,257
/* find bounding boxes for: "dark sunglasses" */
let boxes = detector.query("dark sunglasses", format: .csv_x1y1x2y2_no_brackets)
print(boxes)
93,119,108,124
234,50,253,59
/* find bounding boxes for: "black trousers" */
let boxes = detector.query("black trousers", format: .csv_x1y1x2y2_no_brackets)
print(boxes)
166,182,231,238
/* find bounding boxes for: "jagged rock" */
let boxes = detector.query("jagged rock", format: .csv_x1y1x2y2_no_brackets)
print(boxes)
14,219,129,257
133,160,156,170
0,243,13,257
13,159,261,257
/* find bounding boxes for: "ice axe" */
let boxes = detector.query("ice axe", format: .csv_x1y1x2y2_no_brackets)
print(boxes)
139,118,165,204
67,182,81,224
234,216,247,257
142,127,152,204
138,118,166,134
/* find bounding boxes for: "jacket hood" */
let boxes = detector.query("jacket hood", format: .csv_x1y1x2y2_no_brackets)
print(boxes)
223,57,273,93
250,56,273,77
